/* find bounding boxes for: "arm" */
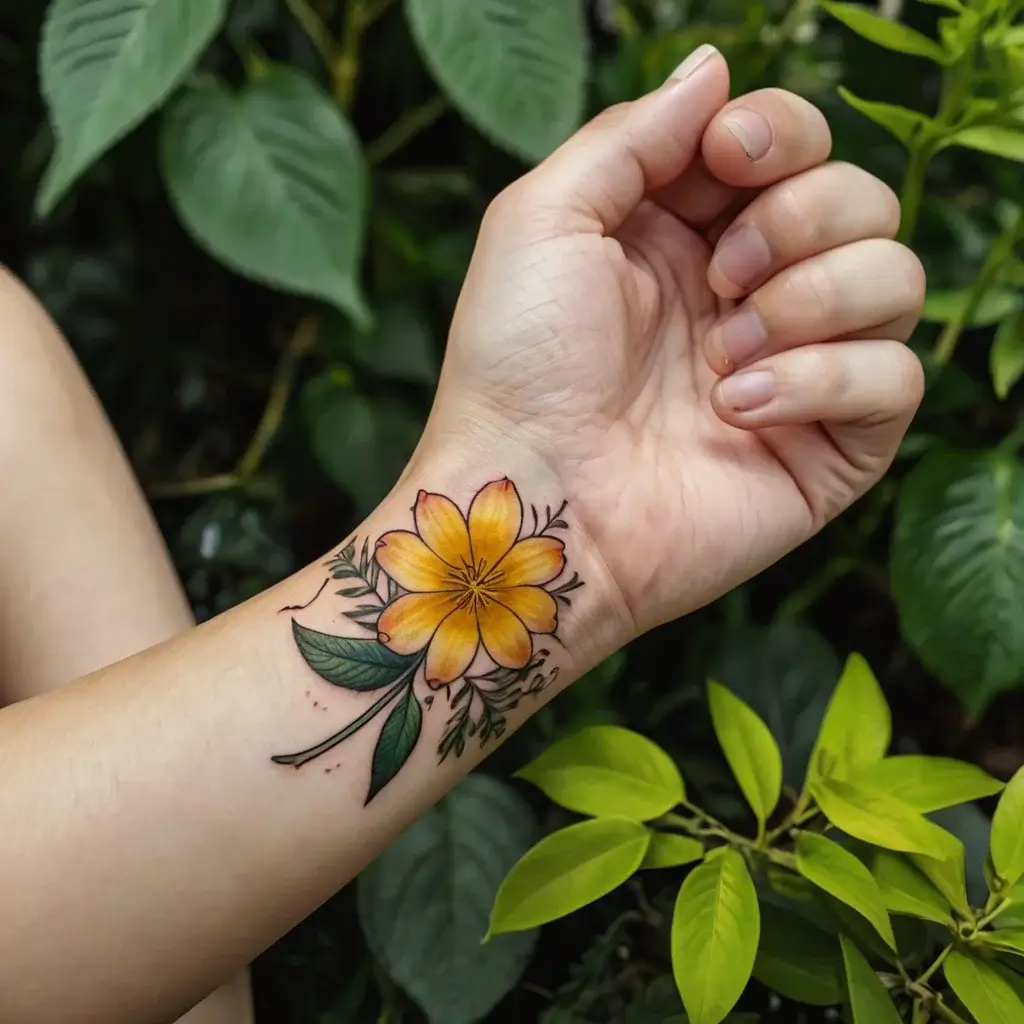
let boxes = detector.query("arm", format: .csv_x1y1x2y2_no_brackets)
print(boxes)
0,46,924,1023
0,450,628,1023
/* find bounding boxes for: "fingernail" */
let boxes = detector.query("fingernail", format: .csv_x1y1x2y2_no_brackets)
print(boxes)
723,107,774,161
715,308,768,366
718,369,775,411
711,224,772,291
669,44,718,82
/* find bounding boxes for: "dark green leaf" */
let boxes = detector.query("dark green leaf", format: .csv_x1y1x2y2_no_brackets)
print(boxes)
892,450,1024,715
406,0,587,162
292,621,416,691
357,775,539,1024
38,0,229,214
368,685,422,802
752,903,842,1006
161,66,369,324
921,288,1022,326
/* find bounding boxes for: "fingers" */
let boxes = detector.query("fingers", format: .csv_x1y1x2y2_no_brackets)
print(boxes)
707,162,902,299
655,89,832,229
703,238,925,376
711,340,924,479
511,45,730,235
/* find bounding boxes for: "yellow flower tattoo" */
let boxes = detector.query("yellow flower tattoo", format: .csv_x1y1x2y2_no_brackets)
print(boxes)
272,477,583,801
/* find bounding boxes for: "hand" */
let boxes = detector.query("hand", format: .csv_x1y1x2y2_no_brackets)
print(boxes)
428,45,925,636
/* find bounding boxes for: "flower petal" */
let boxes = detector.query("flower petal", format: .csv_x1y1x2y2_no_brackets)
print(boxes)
491,536,565,587
378,591,462,654
494,585,558,634
468,478,523,575
478,597,532,670
425,601,479,687
414,490,472,568
375,530,453,592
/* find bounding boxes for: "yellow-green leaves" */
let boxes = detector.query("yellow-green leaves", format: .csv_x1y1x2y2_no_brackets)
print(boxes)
707,681,782,833
808,653,890,786
991,765,1024,888
991,311,1024,400
752,904,842,1007
944,951,1024,1024
671,849,758,1024
840,935,902,1023
515,725,684,821
813,778,960,859
837,87,930,147
795,832,895,950
853,755,1003,812
823,2,949,63
948,126,1024,163
641,833,704,870
488,818,649,936
870,850,954,926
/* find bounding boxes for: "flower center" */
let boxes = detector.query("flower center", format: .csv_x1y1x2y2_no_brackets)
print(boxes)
448,557,504,603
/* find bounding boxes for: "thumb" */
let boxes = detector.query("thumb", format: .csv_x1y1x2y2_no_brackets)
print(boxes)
522,45,729,235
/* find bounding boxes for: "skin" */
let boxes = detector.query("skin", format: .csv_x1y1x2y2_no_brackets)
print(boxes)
0,48,923,1023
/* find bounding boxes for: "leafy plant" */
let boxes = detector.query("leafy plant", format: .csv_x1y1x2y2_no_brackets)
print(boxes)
492,653,1024,1024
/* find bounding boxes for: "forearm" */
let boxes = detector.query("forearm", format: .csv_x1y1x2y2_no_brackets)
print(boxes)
0,445,628,1023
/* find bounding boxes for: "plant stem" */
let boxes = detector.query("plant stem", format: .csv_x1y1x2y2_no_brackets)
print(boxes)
332,0,393,110
766,790,815,844
150,315,317,500
772,556,856,624
933,206,1024,365
977,896,1011,929
282,0,336,63
367,95,449,166
933,1000,971,1024
271,675,413,768
896,142,933,246
915,944,952,988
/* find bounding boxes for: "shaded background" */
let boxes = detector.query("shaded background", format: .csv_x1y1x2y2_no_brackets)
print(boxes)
1,1,1021,1021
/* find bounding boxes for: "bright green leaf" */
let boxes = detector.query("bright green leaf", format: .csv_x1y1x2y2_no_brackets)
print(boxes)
852,755,1004,812
671,849,759,1024
515,725,685,821
488,818,650,935
944,950,1024,1024
795,832,896,950
978,928,1024,957
997,881,1024,929
840,935,903,1023
813,778,962,860
921,288,1022,326
869,849,954,925
406,0,586,163
992,765,1024,888
752,903,842,1006
836,86,929,146
822,2,949,62
37,0,228,215
357,775,538,1024
992,311,1024,399
947,126,1024,163
910,847,972,918
807,653,890,786
892,450,1024,715
641,833,704,870
161,66,370,324
707,681,782,830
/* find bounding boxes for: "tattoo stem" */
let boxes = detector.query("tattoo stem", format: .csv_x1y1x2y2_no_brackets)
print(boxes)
279,577,329,613
271,679,408,768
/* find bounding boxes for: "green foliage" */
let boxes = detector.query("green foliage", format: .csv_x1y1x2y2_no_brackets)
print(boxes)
20,0,1024,1017
357,775,538,1024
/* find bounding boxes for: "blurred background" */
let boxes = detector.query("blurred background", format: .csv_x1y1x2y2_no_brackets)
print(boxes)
2,0,1022,1020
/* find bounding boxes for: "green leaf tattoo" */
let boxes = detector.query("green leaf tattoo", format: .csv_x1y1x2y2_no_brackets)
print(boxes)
271,478,582,803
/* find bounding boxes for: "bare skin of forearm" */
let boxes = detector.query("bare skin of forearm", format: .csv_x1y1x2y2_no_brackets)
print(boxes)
0,451,629,1024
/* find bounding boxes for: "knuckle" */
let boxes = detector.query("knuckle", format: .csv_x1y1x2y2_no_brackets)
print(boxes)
792,259,836,322
765,179,822,255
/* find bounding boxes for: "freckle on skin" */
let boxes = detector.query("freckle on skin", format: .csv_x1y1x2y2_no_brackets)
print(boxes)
313,701,319,708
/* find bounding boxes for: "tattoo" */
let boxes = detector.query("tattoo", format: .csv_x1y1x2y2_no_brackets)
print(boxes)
271,477,584,803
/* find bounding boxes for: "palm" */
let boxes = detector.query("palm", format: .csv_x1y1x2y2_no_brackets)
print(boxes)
447,203,819,630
